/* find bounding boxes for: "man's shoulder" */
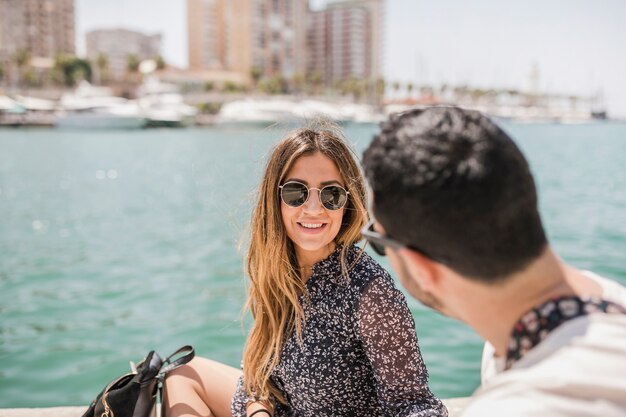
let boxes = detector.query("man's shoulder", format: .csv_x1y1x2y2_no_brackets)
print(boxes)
464,376,626,417
582,270,626,307
462,387,548,417
463,386,626,417
466,315,626,417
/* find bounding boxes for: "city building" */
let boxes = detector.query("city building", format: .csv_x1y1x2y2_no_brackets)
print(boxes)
187,0,308,83
307,0,384,86
187,0,225,71
250,0,308,79
0,0,75,81
186,0,383,89
85,29,162,80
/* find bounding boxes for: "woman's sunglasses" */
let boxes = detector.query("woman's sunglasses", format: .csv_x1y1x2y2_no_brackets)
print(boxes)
279,181,349,211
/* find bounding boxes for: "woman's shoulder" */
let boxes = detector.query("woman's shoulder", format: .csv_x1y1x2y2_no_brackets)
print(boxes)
345,244,394,293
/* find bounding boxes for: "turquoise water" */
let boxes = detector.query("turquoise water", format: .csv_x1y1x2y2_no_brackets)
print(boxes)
1,122,625,407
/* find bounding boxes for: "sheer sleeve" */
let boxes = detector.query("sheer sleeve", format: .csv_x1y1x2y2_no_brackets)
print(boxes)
356,275,448,417
230,375,250,417
231,374,281,417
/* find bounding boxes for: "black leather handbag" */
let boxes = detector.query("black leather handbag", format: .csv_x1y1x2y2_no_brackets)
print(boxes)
82,345,195,417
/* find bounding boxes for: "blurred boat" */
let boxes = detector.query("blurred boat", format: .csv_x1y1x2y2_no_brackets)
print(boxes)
0,95,56,127
215,98,296,126
137,76,198,127
55,81,146,129
215,98,383,126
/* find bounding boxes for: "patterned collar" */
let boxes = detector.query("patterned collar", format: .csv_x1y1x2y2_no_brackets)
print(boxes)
505,295,626,370
311,244,344,277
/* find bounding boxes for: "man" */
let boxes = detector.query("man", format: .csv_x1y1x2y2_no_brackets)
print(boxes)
360,106,626,416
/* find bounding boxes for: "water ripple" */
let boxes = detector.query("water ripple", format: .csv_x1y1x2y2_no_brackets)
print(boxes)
1,123,625,407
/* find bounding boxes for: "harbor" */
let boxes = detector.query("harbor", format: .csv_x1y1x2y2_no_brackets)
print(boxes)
0,75,612,129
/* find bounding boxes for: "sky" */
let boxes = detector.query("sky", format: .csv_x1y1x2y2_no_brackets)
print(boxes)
76,0,626,117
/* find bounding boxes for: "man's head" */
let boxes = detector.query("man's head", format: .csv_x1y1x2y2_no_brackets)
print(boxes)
362,107,547,310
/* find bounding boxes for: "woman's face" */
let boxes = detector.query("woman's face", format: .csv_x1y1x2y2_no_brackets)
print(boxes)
280,152,346,266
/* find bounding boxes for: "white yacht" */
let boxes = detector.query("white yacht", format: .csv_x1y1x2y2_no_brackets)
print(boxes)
56,81,146,129
137,76,197,127
292,100,354,124
215,98,383,126
215,98,297,126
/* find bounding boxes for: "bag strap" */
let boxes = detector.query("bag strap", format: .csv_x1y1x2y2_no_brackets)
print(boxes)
158,345,195,379
156,345,194,417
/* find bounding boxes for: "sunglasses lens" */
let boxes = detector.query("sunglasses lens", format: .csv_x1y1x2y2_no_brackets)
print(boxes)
320,186,348,210
370,241,386,256
364,223,386,256
281,182,308,207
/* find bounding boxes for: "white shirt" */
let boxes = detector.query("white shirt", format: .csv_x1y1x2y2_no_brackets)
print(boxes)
464,314,626,417
480,271,626,385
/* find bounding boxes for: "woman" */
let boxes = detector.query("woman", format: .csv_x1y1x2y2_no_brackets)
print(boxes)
164,123,446,417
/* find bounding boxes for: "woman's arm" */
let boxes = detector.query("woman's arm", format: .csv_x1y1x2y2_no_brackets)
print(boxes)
231,375,275,417
356,275,448,417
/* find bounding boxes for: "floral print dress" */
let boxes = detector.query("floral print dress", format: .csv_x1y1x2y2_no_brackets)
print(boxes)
231,245,447,417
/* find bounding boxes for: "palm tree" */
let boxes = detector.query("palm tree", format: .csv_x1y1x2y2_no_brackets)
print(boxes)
406,82,414,99
23,68,38,87
307,71,323,96
126,54,140,82
95,53,109,85
13,48,31,88
343,77,366,102
250,66,262,91
392,81,401,97
223,81,242,93
154,55,166,70
257,76,286,95
292,72,305,95
53,54,92,87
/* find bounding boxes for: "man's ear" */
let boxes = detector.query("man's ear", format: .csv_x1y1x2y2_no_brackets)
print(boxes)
397,247,441,291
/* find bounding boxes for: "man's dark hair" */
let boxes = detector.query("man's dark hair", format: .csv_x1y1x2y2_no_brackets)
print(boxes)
362,106,547,282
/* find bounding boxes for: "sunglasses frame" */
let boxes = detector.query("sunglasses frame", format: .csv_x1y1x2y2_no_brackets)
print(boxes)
361,219,445,263
278,180,350,211
360,220,405,256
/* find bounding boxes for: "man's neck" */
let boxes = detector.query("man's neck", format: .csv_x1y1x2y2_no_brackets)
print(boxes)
466,247,576,356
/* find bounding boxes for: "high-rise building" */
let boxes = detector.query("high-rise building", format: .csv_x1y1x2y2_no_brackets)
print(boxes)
187,0,308,81
0,0,75,59
186,0,383,86
187,0,225,71
307,0,384,86
306,9,328,82
250,0,308,79
85,29,162,80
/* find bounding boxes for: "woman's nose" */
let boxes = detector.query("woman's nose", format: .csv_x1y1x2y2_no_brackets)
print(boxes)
302,189,324,213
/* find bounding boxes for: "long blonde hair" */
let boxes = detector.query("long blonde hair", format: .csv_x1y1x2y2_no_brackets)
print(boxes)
243,122,368,402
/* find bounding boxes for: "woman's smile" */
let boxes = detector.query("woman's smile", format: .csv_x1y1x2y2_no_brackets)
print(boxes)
297,221,327,233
